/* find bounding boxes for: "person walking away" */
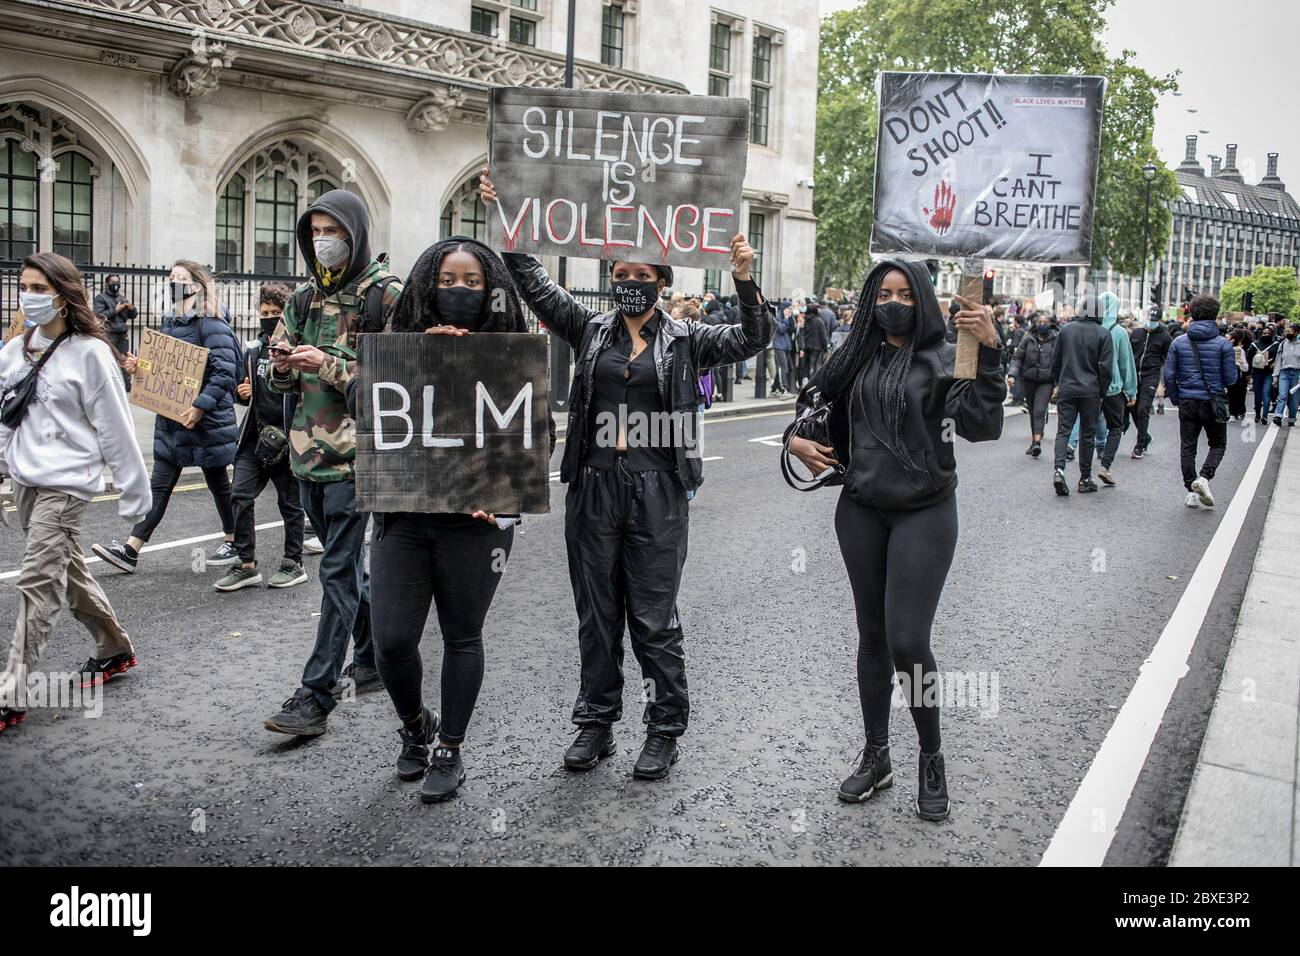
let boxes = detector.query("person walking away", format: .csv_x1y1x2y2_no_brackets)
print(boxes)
1272,323,1300,426
214,282,308,593
263,189,402,736
1248,325,1280,424
1163,295,1237,508
1095,292,1137,486
92,273,136,391
0,253,151,732
1008,313,1057,457
801,301,831,381
1227,329,1251,422
1128,307,1172,457
91,260,240,573
1051,303,1112,495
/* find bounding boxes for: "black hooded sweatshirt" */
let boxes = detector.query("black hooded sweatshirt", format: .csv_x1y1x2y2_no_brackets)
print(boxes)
798,259,1005,511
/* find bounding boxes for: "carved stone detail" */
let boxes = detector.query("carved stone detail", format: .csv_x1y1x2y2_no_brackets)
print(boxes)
405,85,466,134
168,41,236,98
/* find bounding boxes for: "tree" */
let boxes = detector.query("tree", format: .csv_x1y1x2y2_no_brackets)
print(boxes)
814,0,1180,289
1219,267,1300,318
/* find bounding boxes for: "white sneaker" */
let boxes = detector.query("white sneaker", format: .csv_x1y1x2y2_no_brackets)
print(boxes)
1184,491,1200,509
1191,476,1214,508
303,536,324,555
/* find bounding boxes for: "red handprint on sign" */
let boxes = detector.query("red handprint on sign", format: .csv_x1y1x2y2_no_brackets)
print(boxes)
922,180,956,235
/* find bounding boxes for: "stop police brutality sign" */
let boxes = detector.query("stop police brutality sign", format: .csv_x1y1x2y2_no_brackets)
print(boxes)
870,72,1106,264
487,87,750,270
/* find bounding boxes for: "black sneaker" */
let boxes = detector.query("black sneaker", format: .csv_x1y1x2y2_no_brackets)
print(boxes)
1053,468,1069,496
1024,442,1036,456
916,751,951,822
1156,403,1164,415
1065,446,1075,461
330,661,383,698
76,652,137,689
563,724,616,770
264,688,328,736
207,541,241,568
1078,477,1099,493
1274,415,1283,426
420,746,465,803
1130,446,1145,460
396,707,441,781
838,744,893,803
632,733,679,780
1030,442,1042,459
91,541,138,573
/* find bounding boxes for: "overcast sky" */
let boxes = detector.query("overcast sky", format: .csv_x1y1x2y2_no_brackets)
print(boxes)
819,0,1300,189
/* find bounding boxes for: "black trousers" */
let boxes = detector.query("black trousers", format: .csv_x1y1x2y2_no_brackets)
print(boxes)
1099,392,1127,468
1131,371,1160,450
835,491,958,754
1227,371,1249,418
1178,399,1227,490
775,349,795,392
231,446,304,565
565,462,690,737
131,459,233,542
1023,379,1054,438
1054,395,1100,477
370,514,513,744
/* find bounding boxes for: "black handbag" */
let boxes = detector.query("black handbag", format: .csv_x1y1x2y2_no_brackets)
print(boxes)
0,331,70,429
1187,337,1230,424
780,384,845,492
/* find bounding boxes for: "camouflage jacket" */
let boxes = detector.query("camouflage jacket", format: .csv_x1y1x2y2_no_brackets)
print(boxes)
266,259,402,482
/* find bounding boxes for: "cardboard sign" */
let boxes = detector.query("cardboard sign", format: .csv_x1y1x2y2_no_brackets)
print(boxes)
129,328,208,423
355,333,551,515
871,72,1105,264
4,311,24,343
487,87,750,270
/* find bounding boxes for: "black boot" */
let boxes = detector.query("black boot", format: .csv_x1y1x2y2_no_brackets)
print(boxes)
395,707,441,781
916,751,951,822
838,744,893,803
633,733,679,779
564,724,616,771
264,688,328,736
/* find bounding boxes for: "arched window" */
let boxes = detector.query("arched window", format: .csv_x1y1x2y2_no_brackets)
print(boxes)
307,177,336,206
440,174,487,242
1,139,38,260
52,150,93,264
215,174,244,273
255,171,297,275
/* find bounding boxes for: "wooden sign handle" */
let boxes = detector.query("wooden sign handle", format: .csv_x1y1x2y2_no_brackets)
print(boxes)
955,269,985,381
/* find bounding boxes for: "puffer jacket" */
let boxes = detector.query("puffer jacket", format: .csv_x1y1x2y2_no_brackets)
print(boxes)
1009,327,1058,383
153,306,241,469
1163,318,1237,403
503,253,772,492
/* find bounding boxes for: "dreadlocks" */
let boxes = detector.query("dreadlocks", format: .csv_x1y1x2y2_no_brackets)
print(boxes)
822,262,926,475
391,236,526,334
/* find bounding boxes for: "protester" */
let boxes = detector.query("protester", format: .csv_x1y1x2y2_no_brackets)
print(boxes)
1162,294,1236,508
1248,324,1281,424
480,166,771,781
786,263,1004,821
363,235,545,802
214,282,307,593
1227,329,1251,422
1094,292,1137,486
771,305,796,396
92,260,240,573
1128,307,1172,457
1051,300,1112,496
92,273,137,390
1007,312,1057,457
801,300,831,381
262,189,401,736
0,253,151,732
831,307,853,351
1272,323,1300,427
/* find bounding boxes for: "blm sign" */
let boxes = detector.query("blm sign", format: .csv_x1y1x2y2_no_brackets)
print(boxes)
870,72,1105,264
355,333,551,516
130,328,208,424
487,87,749,270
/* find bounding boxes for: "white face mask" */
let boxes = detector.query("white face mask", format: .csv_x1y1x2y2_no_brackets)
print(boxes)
313,236,350,270
19,292,58,326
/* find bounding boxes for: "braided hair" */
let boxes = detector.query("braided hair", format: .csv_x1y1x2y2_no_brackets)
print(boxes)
391,236,526,333
820,262,925,475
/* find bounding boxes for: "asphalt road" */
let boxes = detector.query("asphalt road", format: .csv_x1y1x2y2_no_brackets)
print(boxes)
0,401,1282,866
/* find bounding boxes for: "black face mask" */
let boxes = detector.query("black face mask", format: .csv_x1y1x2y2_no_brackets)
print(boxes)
171,282,194,305
260,318,280,337
106,283,120,295
874,300,916,336
612,279,658,317
1035,323,1050,337
435,286,486,330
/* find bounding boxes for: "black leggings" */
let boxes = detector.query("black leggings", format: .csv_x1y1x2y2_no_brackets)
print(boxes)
1024,380,1054,439
370,513,513,745
131,459,233,542
834,491,958,754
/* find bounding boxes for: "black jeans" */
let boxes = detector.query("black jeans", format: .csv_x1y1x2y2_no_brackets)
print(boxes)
231,446,304,565
835,491,958,754
1131,371,1160,450
565,462,690,737
1054,395,1101,477
298,479,372,711
370,514,513,744
131,459,233,542
1023,379,1053,438
1099,392,1128,468
775,349,795,392
1178,399,1227,490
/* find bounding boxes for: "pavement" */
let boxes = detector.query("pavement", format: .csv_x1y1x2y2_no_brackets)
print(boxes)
0,391,1290,865
1169,428,1300,866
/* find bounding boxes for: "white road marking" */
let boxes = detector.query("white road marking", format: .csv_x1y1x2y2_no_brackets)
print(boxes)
701,456,724,462
750,433,785,447
1039,422,1280,867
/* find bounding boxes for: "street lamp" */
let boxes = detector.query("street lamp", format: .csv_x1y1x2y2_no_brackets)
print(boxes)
1139,162,1157,314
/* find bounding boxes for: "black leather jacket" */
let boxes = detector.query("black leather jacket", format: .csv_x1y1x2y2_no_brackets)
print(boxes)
503,253,772,492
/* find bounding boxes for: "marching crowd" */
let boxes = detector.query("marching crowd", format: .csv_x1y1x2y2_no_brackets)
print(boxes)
0,171,1293,822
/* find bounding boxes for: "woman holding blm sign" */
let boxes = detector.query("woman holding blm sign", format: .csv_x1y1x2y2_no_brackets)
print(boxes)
479,165,772,782
784,260,1004,821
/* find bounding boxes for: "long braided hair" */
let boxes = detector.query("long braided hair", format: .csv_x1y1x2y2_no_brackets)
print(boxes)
391,236,526,334
819,261,925,475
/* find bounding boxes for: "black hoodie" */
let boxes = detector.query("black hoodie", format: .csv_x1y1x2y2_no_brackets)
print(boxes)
297,189,373,291
798,259,1005,510
1051,312,1112,399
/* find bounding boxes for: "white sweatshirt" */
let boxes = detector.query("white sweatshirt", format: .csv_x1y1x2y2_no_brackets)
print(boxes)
0,329,151,520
